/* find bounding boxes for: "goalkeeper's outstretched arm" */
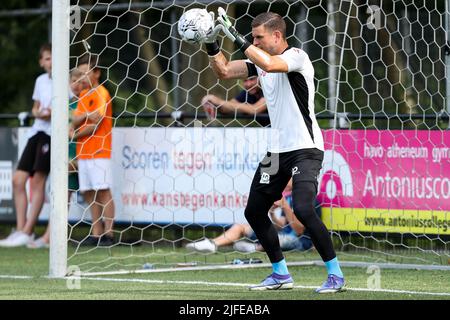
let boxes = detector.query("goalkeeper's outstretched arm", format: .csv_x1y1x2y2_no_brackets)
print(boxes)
202,11,248,80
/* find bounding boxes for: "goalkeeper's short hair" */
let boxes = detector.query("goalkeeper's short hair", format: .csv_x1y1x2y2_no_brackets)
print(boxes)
251,12,286,39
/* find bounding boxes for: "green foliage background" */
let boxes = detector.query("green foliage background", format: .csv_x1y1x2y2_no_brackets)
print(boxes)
0,1,49,116
0,1,448,130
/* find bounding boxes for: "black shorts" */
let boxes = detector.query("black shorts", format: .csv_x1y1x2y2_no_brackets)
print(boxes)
17,131,51,176
249,148,324,202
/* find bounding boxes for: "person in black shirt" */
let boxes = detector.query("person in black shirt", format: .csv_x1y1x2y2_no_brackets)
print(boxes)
201,75,269,126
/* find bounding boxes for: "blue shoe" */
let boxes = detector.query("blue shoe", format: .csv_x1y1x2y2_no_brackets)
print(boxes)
249,273,294,291
315,274,346,294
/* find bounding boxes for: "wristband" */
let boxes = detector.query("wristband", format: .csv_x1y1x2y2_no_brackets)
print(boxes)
205,41,220,56
235,36,251,53
229,26,251,53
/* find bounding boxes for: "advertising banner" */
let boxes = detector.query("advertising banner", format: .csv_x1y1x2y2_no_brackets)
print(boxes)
0,128,17,221
32,127,269,226
18,127,449,234
319,130,450,235
112,127,268,225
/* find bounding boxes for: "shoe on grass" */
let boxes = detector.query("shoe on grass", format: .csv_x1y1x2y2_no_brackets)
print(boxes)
315,274,346,294
186,238,217,253
233,240,257,253
27,237,49,249
99,235,115,247
0,231,34,248
249,273,294,291
80,235,100,246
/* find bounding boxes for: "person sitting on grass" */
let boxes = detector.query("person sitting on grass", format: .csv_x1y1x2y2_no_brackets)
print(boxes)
186,180,320,253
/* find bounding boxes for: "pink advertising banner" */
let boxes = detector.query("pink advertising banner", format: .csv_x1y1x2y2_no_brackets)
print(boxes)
318,129,450,211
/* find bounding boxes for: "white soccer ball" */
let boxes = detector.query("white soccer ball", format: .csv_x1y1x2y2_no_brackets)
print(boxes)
178,8,214,44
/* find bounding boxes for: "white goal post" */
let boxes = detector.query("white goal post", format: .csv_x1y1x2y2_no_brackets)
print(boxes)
49,0,69,278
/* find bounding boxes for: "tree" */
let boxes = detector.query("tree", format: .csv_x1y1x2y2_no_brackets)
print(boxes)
0,0,49,121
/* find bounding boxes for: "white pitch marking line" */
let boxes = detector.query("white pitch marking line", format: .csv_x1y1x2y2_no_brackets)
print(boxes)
0,275,33,279
81,276,250,287
79,276,450,297
1,274,449,297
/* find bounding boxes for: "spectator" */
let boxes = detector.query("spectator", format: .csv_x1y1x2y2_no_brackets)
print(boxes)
234,193,321,253
0,43,52,247
71,54,115,246
186,180,319,253
27,68,88,248
201,75,269,127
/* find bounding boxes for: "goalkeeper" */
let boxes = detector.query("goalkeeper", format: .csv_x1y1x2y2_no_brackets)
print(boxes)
202,9,345,293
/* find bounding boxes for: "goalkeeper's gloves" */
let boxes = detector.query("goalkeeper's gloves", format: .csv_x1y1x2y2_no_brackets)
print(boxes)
217,7,251,53
204,11,223,56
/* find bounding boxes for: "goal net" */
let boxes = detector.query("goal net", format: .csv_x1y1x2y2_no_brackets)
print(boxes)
49,0,450,276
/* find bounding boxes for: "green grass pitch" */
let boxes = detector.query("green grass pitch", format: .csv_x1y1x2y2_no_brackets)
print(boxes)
0,247,449,300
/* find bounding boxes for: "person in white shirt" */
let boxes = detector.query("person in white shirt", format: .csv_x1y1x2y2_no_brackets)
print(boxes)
0,43,53,248
202,9,345,293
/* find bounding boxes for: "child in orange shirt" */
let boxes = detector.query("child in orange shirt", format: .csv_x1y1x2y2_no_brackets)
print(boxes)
71,54,115,246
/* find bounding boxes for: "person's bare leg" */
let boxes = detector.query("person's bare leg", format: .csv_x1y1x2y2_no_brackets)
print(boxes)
97,189,115,237
12,170,30,231
22,171,47,235
212,224,252,247
39,190,73,244
83,190,103,237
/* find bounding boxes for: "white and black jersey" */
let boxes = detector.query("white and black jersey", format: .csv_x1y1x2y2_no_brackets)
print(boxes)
246,47,324,153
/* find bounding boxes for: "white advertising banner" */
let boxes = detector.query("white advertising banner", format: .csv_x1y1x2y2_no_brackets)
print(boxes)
22,127,269,226
113,127,269,225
